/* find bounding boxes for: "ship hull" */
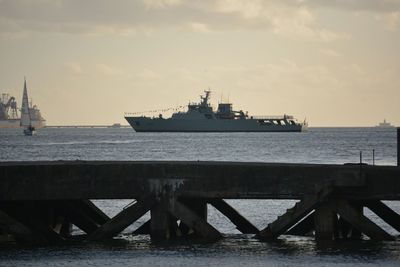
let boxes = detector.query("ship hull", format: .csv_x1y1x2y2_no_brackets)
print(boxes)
0,119,20,128
125,117,305,132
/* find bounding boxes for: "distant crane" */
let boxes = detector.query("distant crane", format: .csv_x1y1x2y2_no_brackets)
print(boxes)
0,93,19,119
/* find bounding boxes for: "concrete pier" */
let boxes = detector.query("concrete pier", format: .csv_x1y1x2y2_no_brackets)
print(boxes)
0,161,399,245
397,127,400,166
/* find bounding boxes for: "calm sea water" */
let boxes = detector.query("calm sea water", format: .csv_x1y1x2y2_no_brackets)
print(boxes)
0,127,399,266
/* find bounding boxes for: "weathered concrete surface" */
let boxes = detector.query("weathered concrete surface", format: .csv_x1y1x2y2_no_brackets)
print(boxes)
0,161,399,201
89,198,154,240
0,161,399,244
397,127,400,166
334,200,394,241
314,201,336,240
258,186,332,240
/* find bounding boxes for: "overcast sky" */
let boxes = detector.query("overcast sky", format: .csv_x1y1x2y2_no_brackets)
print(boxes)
0,0,399,126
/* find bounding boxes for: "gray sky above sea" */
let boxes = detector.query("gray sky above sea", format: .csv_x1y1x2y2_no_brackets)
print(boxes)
0,0,399,126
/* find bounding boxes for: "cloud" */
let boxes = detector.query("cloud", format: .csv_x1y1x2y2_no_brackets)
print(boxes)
137,69,162,80
142,0,183,9
215,0,265,19
376,11,400,30
211,0,348,41
64,62,126,76
187,22,211,33
319,48,341,57
131,60,400,101
305,0,400,13
64,62,83,75
0,0,348,41
306,0,400,30
95,64,125,76
130,62,342,97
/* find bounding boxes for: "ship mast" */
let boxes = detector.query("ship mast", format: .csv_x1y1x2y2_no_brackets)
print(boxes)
200,90,211,107
20,77,32,127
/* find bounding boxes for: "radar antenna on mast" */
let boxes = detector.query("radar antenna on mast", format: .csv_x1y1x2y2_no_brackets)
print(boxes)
200,90,211,106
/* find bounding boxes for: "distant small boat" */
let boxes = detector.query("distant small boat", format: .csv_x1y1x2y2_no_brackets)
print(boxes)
23,125,36,136
376,119,395,128
20,78,36,136
109,123,122,128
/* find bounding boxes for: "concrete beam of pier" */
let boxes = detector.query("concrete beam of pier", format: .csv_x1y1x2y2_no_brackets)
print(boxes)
0,161,399,244
133,219,151,235
286,211,315,236
334,200,394,241
61,200,108,235
258,195,325,240
364,200,400,233
208,199,259,234
0,209,44,243
1,161,399,201
89,198,155,240
168,200,221,241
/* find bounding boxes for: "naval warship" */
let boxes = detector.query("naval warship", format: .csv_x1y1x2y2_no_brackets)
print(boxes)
125,91,307,132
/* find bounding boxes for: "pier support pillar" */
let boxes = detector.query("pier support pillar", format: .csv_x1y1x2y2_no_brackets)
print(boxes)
334,200,394,241
150,199,174,240
89,198,154,240
314,201,336,240
397,127,400,166
350,203,363,239
286,212,315,236
0,201,64,244
338,216,351,239
168,200,221,241
258,192,329,240
59,220,73,237
337,202,362,240
0,209,46,244
149,197,220,241
61,200,106,235
179,198,207,219
133,219,151,235
178,198,208,236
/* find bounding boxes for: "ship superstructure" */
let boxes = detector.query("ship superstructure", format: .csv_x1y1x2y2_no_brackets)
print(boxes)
376,119,395,128
28,102,46,128
0,80,46,129
125,90,307,132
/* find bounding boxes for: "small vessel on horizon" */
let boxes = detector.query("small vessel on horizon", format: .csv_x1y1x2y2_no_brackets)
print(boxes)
376,119,395,128
21,79,36,136
125,90,307,132
109,123,122,128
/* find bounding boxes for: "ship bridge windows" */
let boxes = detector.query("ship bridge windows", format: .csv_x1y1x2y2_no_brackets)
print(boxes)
258,120,272,126
257,118,293,126
278,120,289,126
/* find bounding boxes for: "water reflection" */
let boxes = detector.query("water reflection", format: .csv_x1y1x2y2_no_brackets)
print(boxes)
1,234,400,266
